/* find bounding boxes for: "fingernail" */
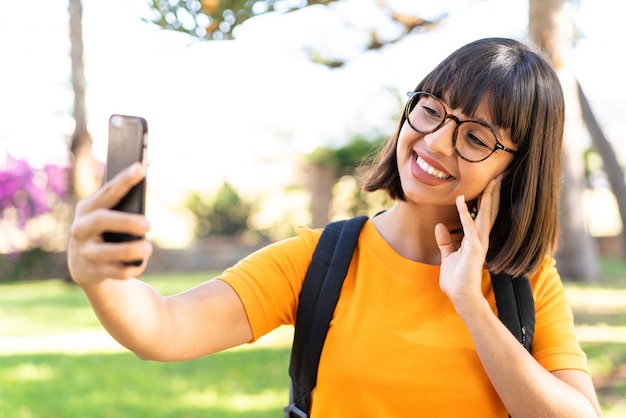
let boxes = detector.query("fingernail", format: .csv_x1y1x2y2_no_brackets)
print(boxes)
129,162,144,176
139,218,151,230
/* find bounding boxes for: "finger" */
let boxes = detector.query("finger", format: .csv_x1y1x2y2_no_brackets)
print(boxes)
475,177,500,230
82,240,153,264
473,192,492,240
77,163,145,215
490,176,502,227
68,233,153,282
80,256,150,281
72,209,151,240
472,178,501,248
435,222,455,259
456,195,474,229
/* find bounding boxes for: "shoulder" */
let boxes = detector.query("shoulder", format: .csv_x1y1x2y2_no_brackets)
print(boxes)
526,255,563,303
294,224,323,249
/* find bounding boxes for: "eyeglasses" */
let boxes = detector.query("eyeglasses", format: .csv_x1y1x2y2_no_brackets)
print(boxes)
405,91,517,163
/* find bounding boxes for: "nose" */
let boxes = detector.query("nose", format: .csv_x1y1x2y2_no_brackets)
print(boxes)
423,118,456,157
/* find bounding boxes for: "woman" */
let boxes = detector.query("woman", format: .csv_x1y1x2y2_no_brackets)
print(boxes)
68,38,602,417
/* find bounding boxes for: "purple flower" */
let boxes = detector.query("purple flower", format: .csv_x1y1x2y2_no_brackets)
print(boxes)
44,164,69,196
0,155,69,229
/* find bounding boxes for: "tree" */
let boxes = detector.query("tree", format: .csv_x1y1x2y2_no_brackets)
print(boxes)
577,81,626,259
148,0,624,279
185,182,253,236
146,0,441,43
68,0,100,203
529,0,600,281
305,135,384,227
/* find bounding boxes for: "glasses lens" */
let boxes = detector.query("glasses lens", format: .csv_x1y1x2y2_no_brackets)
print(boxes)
455,122,498,162
408,93,445,133
406,92,500,162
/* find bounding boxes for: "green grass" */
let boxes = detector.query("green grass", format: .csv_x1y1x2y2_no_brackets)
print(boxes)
1,264,625,417
0,275,293,418
564,259,626,417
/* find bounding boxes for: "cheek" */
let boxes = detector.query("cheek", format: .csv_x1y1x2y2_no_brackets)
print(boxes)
458,166,503,199
396,124,420,158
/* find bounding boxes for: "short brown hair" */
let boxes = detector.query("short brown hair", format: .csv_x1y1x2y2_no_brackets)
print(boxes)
362,38,564,277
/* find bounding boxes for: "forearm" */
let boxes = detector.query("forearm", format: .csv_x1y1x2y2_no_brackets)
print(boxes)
458,299,600,418
79,277,171,359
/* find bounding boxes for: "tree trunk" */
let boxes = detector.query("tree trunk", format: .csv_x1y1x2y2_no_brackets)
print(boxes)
578,81,626,258
306,164,337,228
68,0,100,202
528,0,599,281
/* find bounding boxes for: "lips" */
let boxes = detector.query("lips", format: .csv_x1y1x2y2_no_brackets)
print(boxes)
415,155,453,180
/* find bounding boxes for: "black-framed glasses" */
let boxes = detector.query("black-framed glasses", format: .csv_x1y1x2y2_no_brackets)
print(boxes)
405,91,517,163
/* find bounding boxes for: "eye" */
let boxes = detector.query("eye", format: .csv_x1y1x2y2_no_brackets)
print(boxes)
420,104,441,119
416,96,444,120
466,133,490,148
462,125,494,150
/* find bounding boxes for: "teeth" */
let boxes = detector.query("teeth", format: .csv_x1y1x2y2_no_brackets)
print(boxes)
416,156,452,180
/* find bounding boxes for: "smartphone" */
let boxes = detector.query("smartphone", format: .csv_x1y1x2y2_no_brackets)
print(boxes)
102,114,148,250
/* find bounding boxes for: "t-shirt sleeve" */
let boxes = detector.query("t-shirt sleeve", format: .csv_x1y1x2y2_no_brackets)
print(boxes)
216,226,321,342
530,256,590,375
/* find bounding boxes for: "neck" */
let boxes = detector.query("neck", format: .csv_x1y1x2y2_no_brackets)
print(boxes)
372,202,461,265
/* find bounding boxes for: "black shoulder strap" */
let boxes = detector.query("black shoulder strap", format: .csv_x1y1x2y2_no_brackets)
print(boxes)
285,216,368,418
490,272,535,353
285,217,535,418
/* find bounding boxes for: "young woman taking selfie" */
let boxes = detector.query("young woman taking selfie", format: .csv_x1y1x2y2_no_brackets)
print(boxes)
68,37,602,417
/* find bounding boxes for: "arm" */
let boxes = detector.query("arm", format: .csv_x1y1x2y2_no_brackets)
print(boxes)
456,296,601,417
435,179,602,417
68,163,253,361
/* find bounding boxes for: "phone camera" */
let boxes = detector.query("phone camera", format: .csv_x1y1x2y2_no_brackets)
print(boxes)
110,115,123,128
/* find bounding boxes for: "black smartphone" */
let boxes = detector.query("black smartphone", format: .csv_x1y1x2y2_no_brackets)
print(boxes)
102,114,148,251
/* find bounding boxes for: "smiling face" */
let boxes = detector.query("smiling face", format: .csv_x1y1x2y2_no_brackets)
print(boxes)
362,37,565,276
395,95,515,206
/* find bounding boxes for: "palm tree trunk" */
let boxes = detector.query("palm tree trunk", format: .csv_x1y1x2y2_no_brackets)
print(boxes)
307,164,337,228
528,0,599,281
68,0,100,202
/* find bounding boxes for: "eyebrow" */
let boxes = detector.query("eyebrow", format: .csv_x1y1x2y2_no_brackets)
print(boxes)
441,95,503,142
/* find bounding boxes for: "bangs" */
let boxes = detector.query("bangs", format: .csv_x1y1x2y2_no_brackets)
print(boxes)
415,40,541,147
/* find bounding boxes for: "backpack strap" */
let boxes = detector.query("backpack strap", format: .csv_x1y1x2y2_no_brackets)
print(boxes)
285,216,368,418
490,272,535,353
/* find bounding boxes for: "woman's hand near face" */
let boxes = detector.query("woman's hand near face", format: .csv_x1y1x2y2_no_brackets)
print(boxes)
68,162,153,286
435,176,501,312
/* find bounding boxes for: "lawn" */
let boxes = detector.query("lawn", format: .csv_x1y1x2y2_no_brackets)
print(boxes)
1,265,625,417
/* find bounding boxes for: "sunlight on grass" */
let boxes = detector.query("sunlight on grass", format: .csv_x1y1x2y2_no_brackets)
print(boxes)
575,325,626,343
0,275,294,356
180,388,286,411
565,286,626,313
1,330,127,355
3,362,55,382
565,285,626,343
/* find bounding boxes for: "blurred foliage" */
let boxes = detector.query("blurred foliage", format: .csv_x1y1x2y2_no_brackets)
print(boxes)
186,181,254,237
0,248,47,282
146,0,444,67
146,0,339,40
306,134,384,172
331,175,390,220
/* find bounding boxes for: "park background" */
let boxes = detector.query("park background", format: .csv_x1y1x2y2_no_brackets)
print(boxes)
1,0,625,416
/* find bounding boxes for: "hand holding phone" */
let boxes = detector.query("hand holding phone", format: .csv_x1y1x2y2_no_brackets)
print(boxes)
102,114,148,265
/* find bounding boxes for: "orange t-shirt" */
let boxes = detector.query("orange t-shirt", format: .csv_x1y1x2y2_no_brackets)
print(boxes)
217,220,589,417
